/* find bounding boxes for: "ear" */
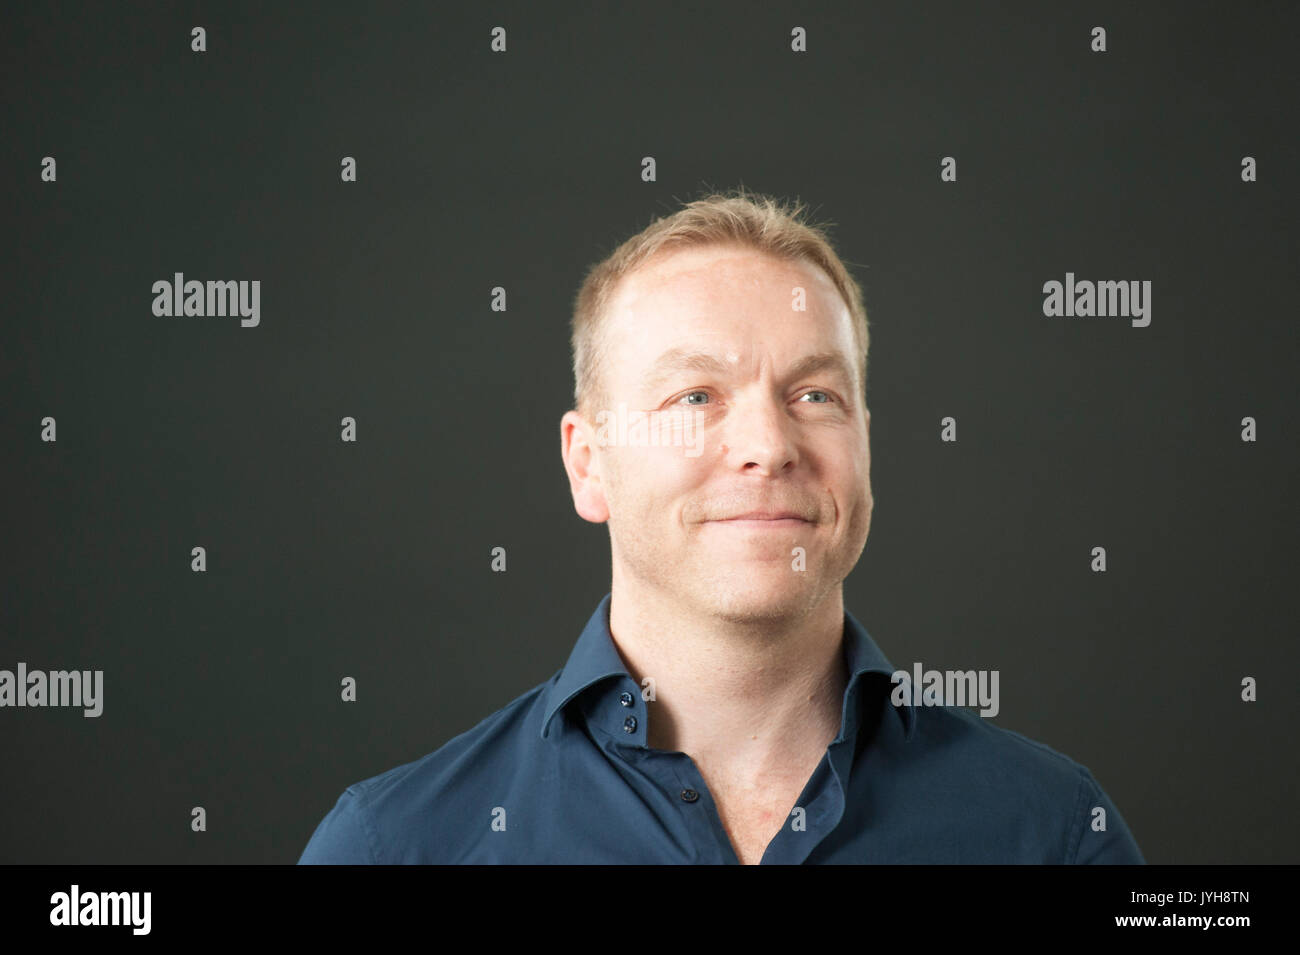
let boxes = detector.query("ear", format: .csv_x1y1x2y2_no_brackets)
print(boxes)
561,410,610,523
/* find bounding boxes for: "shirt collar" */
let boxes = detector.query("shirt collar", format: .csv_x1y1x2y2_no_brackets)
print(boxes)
540,592,915,742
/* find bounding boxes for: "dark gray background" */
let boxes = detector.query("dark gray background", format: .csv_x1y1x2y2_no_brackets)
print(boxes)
2,1,1295,864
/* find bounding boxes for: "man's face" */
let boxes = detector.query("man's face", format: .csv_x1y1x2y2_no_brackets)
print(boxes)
563,244,873,625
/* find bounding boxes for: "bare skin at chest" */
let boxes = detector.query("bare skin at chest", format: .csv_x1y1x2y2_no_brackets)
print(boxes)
705,763,819,864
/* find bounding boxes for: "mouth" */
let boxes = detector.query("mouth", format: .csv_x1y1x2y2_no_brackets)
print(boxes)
706,512,812,529
710,518,808,529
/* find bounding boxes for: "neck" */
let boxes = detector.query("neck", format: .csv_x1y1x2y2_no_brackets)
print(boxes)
606,576,849,788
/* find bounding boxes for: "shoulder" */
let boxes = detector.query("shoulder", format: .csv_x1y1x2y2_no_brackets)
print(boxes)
910,701,1095,791
898,704,1143,862
298,674,559,864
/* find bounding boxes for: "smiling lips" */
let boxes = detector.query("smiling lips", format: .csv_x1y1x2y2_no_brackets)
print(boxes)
718,510,805,521
707,510,811,528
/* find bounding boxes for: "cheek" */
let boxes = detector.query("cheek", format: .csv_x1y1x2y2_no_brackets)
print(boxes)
605,448,696,516
828,447,872,521
857,454,874,526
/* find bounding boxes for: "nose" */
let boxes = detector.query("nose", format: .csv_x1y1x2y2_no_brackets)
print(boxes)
719,392,798,476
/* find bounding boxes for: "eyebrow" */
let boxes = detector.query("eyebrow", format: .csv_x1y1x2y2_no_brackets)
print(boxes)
642,348,856,392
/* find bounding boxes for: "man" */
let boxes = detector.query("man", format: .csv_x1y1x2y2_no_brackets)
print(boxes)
299,189,1144,864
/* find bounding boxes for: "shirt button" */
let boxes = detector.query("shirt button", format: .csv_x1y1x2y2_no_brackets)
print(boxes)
619,691,634,707
623,715,637,733
680,789,699,803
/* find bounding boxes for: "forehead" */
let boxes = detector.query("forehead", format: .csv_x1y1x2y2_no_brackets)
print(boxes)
603,244,853,359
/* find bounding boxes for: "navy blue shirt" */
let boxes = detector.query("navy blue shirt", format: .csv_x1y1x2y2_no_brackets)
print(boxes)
299,593,1144,864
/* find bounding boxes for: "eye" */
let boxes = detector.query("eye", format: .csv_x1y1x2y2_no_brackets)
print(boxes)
678,391,711,406
800,391,833,404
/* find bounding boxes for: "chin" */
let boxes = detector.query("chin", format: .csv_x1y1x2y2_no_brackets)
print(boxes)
698,575,820,623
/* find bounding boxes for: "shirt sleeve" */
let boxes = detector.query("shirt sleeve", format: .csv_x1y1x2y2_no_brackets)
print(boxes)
1069,768,1145,864
297,787,380,864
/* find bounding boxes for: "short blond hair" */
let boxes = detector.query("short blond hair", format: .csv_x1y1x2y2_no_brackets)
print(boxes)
569,186,870,418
